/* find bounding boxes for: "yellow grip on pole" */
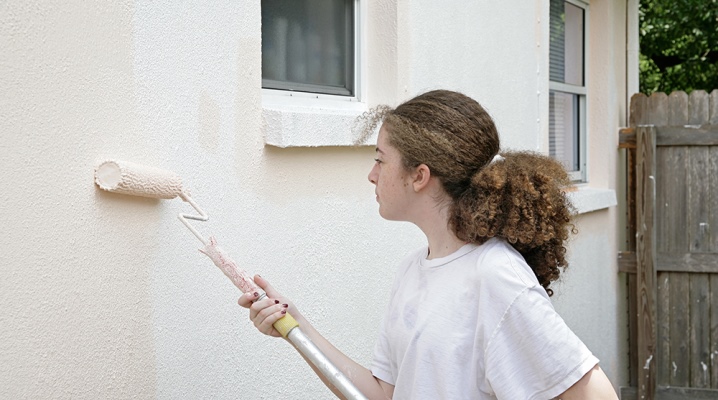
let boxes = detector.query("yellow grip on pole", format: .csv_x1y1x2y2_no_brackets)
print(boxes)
273,312,300,338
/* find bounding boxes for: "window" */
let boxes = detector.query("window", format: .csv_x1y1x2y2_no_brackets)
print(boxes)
549,0,587,181
261,0,355,96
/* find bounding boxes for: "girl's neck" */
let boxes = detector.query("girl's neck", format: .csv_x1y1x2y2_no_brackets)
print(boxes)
407,177,465,259
416,202,466,260
426,235,467,259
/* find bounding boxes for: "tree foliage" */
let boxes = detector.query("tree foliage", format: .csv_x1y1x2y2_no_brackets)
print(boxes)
639,0,718,94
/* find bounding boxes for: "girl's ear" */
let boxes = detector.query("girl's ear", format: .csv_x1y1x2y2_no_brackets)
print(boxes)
412,164,432,192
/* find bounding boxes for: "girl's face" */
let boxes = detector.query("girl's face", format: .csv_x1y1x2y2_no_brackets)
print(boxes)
368,125,416,221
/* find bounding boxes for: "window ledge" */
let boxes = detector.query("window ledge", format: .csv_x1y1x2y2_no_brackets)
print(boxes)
262,92,369,148
567,186,617,214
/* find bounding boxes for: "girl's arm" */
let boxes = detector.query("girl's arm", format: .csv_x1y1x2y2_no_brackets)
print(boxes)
556,365,618,400
238,275,394,400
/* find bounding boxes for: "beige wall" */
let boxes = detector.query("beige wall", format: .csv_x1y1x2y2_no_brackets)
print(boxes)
0,0,631,398
1,2,158,398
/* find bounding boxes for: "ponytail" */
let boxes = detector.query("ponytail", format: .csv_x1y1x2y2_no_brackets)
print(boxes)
450,151,576,296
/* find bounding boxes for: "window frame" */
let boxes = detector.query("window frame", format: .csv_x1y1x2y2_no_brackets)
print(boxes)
261,0,368,148
261,0,360,99
548,0,589,182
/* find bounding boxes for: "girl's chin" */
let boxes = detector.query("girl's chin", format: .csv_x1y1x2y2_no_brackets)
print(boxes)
377,208,401,221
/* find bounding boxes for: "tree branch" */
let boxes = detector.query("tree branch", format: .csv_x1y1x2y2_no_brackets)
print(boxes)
650,50,718,71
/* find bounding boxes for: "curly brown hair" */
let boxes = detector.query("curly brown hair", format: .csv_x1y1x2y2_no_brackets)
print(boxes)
355,90,576,296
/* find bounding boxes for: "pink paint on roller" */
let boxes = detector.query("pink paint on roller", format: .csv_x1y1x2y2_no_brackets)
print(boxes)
199,236,261,294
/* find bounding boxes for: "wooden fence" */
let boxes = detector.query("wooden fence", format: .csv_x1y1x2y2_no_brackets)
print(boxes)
619,90,718,400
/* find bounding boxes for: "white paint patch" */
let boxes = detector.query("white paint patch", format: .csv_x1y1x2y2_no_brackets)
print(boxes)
643,354,653,370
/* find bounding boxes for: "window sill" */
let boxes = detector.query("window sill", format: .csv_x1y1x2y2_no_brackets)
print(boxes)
262,91,369,148
567,186,617,215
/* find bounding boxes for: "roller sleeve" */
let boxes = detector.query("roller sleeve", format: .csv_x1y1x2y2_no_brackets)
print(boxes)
94,160,184,199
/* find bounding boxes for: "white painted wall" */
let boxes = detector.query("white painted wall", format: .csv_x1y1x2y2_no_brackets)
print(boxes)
404,0,546,152
0,0,629,398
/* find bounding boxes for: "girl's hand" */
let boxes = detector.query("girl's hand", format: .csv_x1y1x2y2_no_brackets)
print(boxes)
237,275,296,338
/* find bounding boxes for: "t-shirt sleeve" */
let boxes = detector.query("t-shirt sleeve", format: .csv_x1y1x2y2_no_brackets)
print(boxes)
483,286,599,400
370,250,421,386
370,315,395,385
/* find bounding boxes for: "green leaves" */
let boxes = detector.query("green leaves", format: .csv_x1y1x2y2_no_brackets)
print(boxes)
639,0,718,94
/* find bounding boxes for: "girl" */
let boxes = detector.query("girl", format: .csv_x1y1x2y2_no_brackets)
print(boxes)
238,90,618,399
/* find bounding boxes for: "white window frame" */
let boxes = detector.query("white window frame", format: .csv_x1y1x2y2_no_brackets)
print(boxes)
261,0,368,148
549,0,589,182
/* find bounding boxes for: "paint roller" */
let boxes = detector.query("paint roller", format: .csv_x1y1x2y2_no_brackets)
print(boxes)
94,159,367,400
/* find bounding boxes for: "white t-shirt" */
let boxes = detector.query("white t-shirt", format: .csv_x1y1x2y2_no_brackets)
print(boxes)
371,238,598,400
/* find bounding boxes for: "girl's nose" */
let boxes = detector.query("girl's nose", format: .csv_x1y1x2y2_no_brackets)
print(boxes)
368,164,378,185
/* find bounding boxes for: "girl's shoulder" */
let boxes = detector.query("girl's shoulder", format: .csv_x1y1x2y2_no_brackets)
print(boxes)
472,237,543,294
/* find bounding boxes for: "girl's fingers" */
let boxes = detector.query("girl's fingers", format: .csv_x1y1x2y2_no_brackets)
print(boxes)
252,300,287,323
237,291,260,308
253,275,281,298
255,307,286,336
248,297,276,320
237,276,294,338
247,298,290,336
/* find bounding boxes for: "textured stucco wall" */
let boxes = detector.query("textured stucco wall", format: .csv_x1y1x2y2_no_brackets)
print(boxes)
405,0,545,152
1,0,629,398
1,1,158,398
0,1,420,398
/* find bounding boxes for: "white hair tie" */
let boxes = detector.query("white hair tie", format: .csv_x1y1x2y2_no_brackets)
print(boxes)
490,154,504,164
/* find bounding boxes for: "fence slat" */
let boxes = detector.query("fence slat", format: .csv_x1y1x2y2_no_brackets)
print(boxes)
689,90,710,125
670,273,691,386
688,147,711,252
690,274,711,388
656,145,670,257
626,94,641,387
631,93,649,126
668,91,689,125
649,92,669,126
712,149,718,389
661,146,689,253
657,271,671,386
709,90,718,125
629,273,639,386
711,146,718,253
711,274,718,389
636,126,658,399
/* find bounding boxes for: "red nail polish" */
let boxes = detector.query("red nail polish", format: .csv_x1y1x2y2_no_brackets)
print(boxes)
274,300,280,304
281,310,286,314
283,304,288,308
253,292,259,297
